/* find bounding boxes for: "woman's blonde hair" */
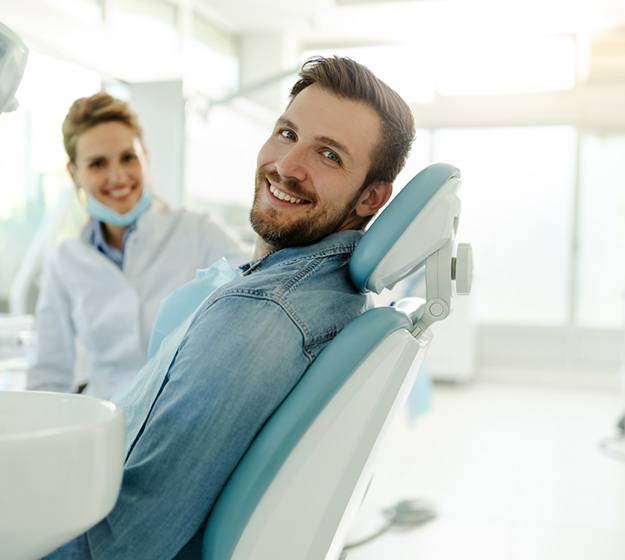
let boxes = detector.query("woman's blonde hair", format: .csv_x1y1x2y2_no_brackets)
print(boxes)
62,92,143,163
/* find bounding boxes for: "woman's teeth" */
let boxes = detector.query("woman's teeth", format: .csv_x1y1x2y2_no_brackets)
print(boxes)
109,187,132,199
269,184,304,204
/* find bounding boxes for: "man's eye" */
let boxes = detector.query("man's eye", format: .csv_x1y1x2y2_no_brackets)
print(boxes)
321,149,342,165
279,129,296,141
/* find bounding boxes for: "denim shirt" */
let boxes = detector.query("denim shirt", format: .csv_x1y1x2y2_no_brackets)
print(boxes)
45,229,366,560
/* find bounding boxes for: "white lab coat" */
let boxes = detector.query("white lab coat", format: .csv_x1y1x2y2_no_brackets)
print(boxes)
27,204,249,399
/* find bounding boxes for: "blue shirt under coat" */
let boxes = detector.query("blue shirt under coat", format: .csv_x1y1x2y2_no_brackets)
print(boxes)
83,220,136,269
45,229,367,559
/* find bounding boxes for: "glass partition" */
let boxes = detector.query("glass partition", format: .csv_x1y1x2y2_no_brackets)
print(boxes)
576,132,625,328
433,126,577,325
0,50,100,311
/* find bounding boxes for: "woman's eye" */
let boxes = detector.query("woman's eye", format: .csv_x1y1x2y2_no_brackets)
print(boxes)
279,129,296,141
322,149,342,165
122,153,137,163
89,159,105,169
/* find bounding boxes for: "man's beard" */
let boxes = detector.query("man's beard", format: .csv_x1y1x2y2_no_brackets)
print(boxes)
249,169,361,250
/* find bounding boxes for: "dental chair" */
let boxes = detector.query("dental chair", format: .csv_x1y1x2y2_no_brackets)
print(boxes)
196,163,472,560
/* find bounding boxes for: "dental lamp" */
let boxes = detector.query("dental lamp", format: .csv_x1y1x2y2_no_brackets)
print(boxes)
0,20,29,113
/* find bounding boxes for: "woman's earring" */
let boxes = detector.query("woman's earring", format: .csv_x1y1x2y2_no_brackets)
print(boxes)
75,187,87,206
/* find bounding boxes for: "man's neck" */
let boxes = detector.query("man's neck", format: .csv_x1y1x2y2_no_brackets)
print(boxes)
253,237,277,260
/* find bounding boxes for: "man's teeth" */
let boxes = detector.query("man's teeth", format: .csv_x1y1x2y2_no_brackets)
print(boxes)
109,187,131,199
269,184,304,204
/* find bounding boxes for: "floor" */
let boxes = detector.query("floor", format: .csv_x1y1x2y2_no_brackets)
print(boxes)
343,382,625,560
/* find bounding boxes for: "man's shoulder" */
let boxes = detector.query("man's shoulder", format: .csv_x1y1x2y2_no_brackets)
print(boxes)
218,240,366,359
234,230,364,295
228,243,358,301
277,254,367,359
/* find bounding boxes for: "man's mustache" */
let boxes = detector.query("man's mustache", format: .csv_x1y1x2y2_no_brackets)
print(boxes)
262,169,316,203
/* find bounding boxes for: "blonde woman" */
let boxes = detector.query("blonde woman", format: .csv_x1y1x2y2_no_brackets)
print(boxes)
27,92,247,399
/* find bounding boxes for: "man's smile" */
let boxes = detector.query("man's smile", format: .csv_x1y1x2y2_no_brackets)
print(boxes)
265,177,312,207
269,183,305,204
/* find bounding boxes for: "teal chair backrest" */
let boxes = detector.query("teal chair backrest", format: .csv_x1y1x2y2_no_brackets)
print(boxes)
198,163,461,559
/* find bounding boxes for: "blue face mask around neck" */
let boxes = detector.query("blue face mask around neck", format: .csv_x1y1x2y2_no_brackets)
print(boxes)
85,190,153,227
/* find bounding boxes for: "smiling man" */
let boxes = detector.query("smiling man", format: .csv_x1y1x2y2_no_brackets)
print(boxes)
251,79,392,253
46,56,415,559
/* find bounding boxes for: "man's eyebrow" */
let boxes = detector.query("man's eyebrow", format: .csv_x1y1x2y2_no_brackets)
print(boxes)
276,117,352,160
276,116,296,130
317,135,351,160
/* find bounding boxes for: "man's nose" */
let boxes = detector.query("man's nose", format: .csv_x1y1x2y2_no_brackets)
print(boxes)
276,146,308,183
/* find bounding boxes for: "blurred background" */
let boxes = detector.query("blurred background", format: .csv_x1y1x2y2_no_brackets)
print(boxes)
1,1,624,558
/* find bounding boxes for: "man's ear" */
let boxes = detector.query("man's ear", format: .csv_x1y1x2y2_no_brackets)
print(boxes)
355,181,393,218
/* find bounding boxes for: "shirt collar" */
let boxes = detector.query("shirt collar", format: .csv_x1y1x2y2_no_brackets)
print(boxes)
82,219,137,269
240,230,364,275
93,219,136,247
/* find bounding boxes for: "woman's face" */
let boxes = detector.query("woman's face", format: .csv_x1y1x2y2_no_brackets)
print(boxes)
69,121,148,214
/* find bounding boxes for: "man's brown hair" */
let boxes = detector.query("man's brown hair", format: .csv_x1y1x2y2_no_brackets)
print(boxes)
62,92,143,163
290,56,415,190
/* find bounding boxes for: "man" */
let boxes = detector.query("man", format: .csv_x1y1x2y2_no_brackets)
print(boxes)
47,56,415,559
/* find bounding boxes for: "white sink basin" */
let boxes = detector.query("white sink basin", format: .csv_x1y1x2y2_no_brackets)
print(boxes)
0,391,125,559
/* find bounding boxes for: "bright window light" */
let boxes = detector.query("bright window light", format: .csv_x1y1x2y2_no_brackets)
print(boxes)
576,133,625,328
301,46,436,103
432,126,577,325
391,129,433,201
0,50,100,304
45,0,102,24
111,0,179,58
186,42,239,99
304,34,576,99
1,51,100,216
185,105,269,208
434,35,577,96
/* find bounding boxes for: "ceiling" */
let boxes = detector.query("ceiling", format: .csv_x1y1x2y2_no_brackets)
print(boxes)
197,0,625,45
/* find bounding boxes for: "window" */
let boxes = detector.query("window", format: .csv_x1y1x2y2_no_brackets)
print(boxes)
435,36,577,96
187,14,239,99
113,0,178,47
301,45,435,103
432,127,577,324
302,35,576,102
576,132,625,328
0,50,100,310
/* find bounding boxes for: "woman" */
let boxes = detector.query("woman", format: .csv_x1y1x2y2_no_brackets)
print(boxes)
26,92,248,399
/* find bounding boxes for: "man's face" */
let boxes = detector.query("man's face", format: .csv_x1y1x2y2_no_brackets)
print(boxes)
250,84,384,249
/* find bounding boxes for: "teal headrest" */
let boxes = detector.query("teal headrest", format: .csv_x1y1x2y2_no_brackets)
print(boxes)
349,162,460,293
